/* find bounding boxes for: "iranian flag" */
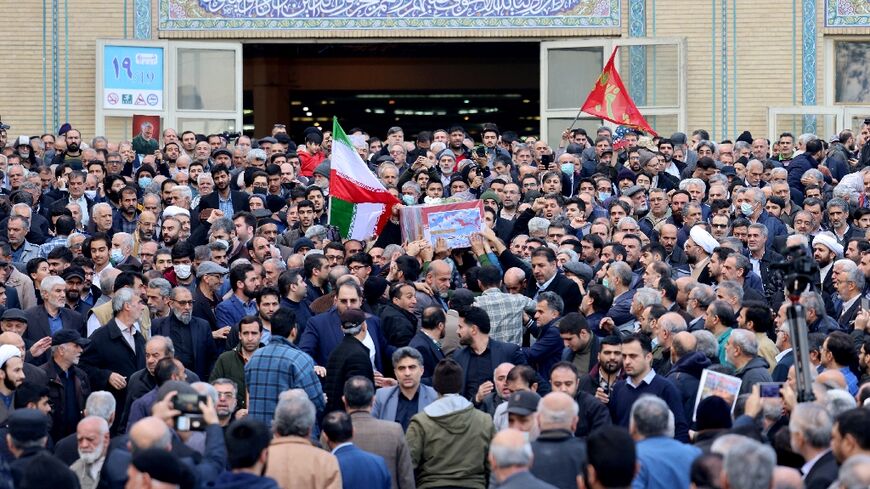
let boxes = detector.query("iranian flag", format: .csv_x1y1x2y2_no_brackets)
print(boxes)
329,117,400,241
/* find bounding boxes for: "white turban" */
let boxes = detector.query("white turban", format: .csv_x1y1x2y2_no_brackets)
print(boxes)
689,226,719,255
163,205,190,219
812,232,843,258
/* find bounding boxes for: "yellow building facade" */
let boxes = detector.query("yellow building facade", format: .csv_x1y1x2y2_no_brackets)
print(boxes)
2,0,870,145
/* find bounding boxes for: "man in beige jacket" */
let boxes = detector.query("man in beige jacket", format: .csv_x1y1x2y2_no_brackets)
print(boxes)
266,389,341,489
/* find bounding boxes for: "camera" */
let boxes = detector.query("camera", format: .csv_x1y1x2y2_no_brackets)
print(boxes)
474,146,486,158
471,163,491,179
769,245,819,298
541,154,552,165
173,393,207,431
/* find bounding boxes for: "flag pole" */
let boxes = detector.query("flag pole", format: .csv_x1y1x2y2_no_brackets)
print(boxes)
567,107,584,132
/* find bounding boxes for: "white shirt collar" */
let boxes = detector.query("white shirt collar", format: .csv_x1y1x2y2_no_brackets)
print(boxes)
331,442,353,454
627,369,656,388
841,294,861,317
537,272,557,290
775,348,792,364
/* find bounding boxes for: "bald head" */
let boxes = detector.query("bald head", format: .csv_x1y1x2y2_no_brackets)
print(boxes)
489,428,533,469
772,466,802,489
494,362,515,379
503,267,526,292
537,392,579,431
129,416,172,451
427,259,450,275
672,331,697,362
0,331,25,356
816,369,847,390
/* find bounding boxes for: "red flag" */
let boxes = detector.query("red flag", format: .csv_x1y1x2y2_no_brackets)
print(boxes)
581,47,657,137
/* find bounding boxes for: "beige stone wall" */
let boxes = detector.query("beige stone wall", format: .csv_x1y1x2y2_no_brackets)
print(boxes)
0,2,131,139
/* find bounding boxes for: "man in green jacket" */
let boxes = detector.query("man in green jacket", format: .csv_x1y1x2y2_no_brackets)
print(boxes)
209,315,262,409
406,358,495,489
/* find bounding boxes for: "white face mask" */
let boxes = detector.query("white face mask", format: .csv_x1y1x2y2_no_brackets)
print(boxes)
175,264,192,279
84,190,97,200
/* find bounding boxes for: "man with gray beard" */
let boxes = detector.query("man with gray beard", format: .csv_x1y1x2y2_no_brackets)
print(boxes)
70,416,110,489
151,287,217,380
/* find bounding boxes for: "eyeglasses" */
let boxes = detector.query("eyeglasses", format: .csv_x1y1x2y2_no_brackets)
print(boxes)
173,300,194,306
711,223,728,229
273,124,286,129
349,265,369,272
217,392,236,399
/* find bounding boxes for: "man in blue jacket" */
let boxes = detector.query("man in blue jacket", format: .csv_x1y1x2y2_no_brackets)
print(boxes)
323,410,391,489
786,138,824,194
452,306,526,401
300,282,393,374
524,292,564,381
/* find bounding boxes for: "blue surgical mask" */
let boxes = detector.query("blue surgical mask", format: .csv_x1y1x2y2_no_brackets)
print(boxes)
561,163,575,175
598,191,611,202
402,195,416,205
740,202,754,216
138,177,152,188
110,249,124,266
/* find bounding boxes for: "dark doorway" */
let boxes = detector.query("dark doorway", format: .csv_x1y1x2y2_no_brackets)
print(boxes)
243,42,540,140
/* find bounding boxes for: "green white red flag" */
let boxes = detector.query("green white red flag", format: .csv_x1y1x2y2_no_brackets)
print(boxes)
328,116,400,241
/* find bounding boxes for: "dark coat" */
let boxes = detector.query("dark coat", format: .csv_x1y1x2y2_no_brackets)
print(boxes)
665,351,711,418
838,297,862,332
573,391,612,438
407,330,444,385
378,303,418,348
523,319,563,381
23,305,85,354
496,249,582,314
151,315,217,380
803,450,839,489
735,356,773,395
79,318,146,429
195,190,251,215
323,335,375,414
300,307,393,374
530,429,587,489
452,338,527,398
42,359,91,441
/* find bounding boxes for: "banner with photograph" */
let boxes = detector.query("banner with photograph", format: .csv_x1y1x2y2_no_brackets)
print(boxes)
693,369,743,422
400,200,485,249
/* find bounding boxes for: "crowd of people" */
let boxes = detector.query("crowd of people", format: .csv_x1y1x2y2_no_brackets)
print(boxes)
0,119,868,489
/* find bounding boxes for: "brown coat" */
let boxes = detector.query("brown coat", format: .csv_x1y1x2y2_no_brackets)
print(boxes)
348,411,415,489
265,436,342,489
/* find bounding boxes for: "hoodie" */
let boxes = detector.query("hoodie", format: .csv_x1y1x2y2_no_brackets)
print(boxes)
406,394,495,489
207,471,279,489
666,351,712,417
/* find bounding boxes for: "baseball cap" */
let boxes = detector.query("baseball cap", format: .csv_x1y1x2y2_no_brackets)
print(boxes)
506,390,541,416
51,329,90,347
61,266,86,281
